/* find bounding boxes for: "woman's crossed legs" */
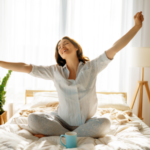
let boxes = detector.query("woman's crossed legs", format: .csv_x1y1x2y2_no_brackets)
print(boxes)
28,112,111,138
73,117,111,138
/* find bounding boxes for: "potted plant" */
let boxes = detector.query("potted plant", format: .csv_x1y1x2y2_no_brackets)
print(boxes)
0,70,12,125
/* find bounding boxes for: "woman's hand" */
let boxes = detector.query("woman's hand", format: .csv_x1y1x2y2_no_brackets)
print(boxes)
134,11,144,28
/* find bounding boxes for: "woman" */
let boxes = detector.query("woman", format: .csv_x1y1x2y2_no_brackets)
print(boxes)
0,12,144,138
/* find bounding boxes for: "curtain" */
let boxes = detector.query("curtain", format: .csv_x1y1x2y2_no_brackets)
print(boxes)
65,0,123,92
127,0,150,127
0,0,61,100
0,0,150,126
0,0,62,117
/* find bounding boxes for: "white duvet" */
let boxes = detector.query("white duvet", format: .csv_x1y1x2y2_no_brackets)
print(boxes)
0,103,150,150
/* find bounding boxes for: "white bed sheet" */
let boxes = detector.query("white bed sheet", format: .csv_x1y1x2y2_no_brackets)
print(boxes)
0,103,150,150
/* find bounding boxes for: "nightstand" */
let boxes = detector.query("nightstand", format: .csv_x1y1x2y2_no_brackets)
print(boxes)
0,111,7,125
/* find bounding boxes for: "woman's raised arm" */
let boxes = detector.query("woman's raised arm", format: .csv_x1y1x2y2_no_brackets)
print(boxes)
0,61,32,73
105,11,144,60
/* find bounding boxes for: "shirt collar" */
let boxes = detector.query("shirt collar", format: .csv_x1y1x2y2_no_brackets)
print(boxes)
62,61,84,69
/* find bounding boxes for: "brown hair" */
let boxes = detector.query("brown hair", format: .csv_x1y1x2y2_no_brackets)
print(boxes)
55,36,90,66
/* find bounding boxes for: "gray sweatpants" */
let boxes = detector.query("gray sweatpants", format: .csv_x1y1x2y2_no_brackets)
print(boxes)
28,111,111,138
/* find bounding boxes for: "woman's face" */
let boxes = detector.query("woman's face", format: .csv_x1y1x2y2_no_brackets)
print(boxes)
58,39,78,60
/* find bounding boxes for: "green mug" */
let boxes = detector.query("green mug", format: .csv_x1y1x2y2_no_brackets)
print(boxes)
60,132,77,148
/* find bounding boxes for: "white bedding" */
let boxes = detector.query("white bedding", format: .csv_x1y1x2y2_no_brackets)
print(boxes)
1,102,150,150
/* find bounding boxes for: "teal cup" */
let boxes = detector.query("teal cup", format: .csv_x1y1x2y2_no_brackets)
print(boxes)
60,132,77,148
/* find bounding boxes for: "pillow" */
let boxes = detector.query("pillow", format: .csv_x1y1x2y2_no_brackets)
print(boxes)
97,93,131,111
30,92,59,108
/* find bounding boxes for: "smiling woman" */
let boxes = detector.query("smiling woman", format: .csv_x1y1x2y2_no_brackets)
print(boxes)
55,36,90,67
28,47,113,138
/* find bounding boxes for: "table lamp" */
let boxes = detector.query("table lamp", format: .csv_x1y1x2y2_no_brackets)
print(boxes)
129,47,150,120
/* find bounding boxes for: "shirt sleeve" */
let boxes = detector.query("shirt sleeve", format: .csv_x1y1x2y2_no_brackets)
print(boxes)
29,64,54,80
90,51,113,75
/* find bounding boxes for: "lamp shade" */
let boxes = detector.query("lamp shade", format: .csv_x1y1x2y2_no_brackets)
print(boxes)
129,47,150,67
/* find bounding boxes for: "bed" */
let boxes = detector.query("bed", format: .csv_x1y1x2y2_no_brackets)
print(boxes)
0,90,150,150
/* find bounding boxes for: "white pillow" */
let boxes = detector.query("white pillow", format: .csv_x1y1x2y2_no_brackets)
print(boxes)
30,92,59,108
97,93,131,111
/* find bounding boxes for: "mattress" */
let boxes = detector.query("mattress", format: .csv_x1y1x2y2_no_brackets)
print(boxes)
0,101,150,150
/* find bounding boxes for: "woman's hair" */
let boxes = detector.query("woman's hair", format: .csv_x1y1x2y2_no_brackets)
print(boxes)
55,36,90,66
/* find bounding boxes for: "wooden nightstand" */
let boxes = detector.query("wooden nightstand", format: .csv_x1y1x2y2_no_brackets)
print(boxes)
0,111,7,125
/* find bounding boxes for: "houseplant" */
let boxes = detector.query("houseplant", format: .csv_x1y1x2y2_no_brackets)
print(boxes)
0,70,12,125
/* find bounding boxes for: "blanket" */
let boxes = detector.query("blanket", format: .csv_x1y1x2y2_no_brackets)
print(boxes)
1,102,150,150
19,102,132,125
19,101,59,117
96,107,133,125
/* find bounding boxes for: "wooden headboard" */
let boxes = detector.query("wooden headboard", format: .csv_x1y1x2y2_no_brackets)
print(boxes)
25,90,127,104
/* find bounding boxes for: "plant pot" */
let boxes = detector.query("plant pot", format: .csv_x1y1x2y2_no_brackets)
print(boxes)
0,111,7,125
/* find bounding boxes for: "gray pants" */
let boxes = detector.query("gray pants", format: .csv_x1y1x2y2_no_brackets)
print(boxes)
28,111,111,138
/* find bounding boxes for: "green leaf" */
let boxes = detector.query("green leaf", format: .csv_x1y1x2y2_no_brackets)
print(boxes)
0,70,12,111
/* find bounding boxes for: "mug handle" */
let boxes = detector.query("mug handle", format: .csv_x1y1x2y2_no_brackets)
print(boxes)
60,135,66,148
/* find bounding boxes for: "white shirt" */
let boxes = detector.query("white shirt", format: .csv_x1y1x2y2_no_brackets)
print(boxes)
29,51,113,126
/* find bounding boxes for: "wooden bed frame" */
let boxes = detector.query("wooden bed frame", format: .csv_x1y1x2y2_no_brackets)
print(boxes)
25,90,127,104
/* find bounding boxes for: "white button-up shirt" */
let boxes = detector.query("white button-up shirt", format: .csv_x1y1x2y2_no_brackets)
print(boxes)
29,51,113,126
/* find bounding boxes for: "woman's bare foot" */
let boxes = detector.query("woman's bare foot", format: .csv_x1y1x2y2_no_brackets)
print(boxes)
33,134,45,138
